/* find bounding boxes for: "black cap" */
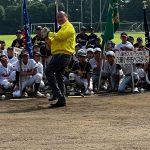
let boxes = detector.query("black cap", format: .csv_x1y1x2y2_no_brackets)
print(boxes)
0,40,5,44
36,26,42,30
81,26,87,31
121,32,128,37
137,37,143,42
107,41,112,44
95,37,100,41
16,30,22,34
33,44,39,48
7,46,13,51
89,27,94,30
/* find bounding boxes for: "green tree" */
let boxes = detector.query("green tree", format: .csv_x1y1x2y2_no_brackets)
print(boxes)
46,2,65,23
28,2,47,23
0,5,5,20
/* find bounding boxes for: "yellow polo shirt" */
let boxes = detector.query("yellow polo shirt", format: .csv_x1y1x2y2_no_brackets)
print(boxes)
46,20,76,55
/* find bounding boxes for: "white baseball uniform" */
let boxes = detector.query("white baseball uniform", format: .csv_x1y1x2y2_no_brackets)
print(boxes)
115,41,134,51
36,61,45,88
13,59,42,91
0,63,16,89
8,56,18,64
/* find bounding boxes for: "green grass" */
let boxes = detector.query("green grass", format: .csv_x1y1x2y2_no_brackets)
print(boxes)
112,32,145,45
0,35,16,48
0,32,145,48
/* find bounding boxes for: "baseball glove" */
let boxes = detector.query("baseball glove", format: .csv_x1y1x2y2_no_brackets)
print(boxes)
41,27,50,38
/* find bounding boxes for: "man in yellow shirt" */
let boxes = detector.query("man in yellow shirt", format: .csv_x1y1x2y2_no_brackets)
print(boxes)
41,11,76,108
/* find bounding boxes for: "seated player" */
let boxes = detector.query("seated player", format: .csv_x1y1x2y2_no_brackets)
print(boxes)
33,51,45,95
32,26,44,45
103,51,123,91
134,37,145,51
136,64,146,90
69,49,93,95
11,30,23,48
7,47,18,64
87,27,98,47
0,55,16,91
144,63,150,90
89,47,102,91
93,37,102,48
76,26,89,49
105,41,114,52
75,43,82,54
86,48,94,61
118,63,140,93
115,32,134,51
127,36,134,45
13,50,44,97
33,44,40,53
0,41,7,56
64,55,78,95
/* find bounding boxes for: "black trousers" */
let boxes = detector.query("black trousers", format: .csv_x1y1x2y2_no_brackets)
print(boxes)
45,54,71,100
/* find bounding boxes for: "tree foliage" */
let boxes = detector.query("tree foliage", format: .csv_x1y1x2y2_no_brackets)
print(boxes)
0,0,149,34
0,5,5,20
28,2,47,23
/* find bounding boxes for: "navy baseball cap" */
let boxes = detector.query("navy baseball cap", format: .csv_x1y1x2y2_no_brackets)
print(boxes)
137,37,143,42
7,46,13,51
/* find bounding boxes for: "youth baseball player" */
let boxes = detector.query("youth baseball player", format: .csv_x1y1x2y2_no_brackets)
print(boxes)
13,50,43,97
33,51,45,94
69,49,93,95
89,47,102,91
114,32,134,51
114,32,139,93
7,47,18,64
0,55,16,90
103,51,123,91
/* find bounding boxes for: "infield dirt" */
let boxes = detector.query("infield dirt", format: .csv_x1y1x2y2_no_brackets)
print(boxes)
0,93,150,150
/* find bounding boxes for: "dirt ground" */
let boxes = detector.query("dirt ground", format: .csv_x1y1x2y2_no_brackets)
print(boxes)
1,92,150,150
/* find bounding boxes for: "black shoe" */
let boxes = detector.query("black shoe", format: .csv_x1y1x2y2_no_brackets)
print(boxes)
50,100,66,108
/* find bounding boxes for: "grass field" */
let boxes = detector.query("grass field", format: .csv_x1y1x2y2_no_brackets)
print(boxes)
0,32,145,48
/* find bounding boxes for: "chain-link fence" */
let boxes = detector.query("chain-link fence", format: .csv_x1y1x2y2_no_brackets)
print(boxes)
31,22,150,34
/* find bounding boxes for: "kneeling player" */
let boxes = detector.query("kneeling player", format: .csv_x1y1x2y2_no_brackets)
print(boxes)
0,55,16,91
69,49,93,95
13,50,43,97
103,51,122,91
118,62,139,93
